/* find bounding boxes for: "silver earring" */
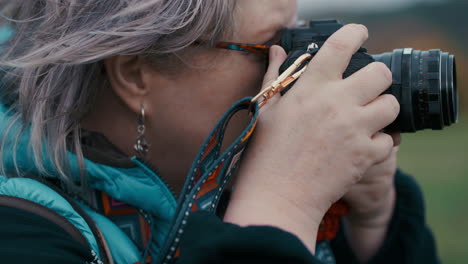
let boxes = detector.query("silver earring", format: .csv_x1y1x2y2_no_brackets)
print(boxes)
134,104,150,157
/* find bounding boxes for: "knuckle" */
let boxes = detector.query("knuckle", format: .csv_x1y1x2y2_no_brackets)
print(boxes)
352,148,372,173
371,62,393,84
352,172,363,184
382,94,400,117
321,102,339,120
372,133,393,155
319,97,342,119
380,135,395,156
384,134,394,149
352,153,365,170
364,189,382,203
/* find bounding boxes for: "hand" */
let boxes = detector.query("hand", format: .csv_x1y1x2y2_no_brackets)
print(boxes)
224,24,399,253
342,134,400,262
343,136,400,227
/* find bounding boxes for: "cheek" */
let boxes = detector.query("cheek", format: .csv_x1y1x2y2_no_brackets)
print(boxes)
183,51,266,116
215,54,267,99
148,53,267,159
201,54,266,148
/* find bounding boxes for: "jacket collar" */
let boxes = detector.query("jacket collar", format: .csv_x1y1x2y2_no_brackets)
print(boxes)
0,104,177,220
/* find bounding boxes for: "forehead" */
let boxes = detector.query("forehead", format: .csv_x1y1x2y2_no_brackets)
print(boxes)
233,0,298,43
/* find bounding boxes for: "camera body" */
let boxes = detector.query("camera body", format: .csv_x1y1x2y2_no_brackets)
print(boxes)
279,20,458,132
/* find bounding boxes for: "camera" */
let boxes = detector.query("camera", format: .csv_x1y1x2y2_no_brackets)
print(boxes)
279,19,458,133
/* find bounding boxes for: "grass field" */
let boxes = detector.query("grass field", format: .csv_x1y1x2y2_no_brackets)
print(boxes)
398,116,468,264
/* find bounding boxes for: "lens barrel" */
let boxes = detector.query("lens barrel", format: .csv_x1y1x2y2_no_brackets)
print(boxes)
280,21,459,133
372,49,458,132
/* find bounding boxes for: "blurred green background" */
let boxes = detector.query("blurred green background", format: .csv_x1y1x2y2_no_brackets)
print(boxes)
399,118,468,264
300,0,467,262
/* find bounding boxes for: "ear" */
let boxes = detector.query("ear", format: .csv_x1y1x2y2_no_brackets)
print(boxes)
104,55,155,114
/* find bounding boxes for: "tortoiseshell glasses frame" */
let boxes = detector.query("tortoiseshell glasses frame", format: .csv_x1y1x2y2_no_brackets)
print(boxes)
194,38,283,58
213,41,274,58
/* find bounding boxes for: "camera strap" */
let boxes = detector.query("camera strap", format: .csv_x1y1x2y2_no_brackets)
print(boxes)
157,99,343,264
157,98,258,264
158,45,350,264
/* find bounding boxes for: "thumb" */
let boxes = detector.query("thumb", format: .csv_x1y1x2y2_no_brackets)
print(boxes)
262,45,288,88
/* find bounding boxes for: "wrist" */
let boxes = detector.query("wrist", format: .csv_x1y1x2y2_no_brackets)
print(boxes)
343,191,394,241
345,185,396,229
224,182,326,253
342,186,396,263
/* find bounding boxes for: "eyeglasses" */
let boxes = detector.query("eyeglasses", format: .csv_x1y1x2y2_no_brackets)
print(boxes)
213,41,273,58
198,24,309,58
195,35,282,60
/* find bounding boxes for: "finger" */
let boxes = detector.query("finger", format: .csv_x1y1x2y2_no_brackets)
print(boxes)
260,45,287,111
388,132,401,147
262,45,287,88
344,62,393,105
362,94,400,134
370,132,394,164
305,24,369,81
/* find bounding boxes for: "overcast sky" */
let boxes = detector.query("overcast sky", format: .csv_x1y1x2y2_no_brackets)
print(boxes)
298,0,447,16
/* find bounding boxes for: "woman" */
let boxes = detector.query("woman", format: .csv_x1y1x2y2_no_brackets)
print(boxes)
0,0,439,263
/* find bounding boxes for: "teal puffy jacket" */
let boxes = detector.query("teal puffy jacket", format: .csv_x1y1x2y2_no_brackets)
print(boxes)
0,102,178,263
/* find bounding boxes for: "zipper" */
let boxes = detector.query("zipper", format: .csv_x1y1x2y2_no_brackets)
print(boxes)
133,158,180,264
138,208,155,262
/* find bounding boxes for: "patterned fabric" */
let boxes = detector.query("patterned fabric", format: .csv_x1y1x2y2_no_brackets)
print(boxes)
156,96,346,263
99,193,152,250
315,241,336,264
157,98,258,264
0,92,345,264
72,189,153,262
317,202,349,241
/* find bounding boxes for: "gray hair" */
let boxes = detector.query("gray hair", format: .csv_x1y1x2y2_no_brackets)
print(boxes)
0,0,236,187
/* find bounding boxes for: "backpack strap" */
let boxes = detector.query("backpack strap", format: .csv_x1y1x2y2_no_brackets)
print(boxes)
0,194,89,247
0,175,113,264
26,176,114,264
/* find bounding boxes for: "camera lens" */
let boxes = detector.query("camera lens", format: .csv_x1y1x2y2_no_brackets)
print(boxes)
372,49,458,132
